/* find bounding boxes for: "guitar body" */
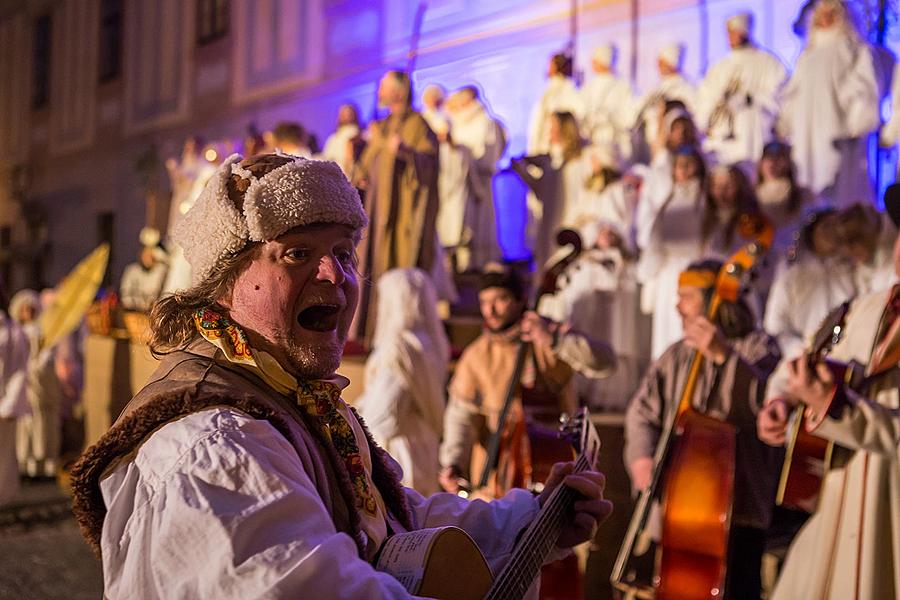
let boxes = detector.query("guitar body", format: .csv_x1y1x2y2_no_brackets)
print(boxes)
375,527,492,600
777,409,833,513
657,409,736,600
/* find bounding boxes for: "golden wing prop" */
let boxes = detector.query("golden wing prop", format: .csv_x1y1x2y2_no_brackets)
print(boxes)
39,243,110,351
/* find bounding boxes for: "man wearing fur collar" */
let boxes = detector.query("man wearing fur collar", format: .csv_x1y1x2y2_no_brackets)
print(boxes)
71,153,612,598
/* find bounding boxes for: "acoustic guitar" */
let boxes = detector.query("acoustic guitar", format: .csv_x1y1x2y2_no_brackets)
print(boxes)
375,409,602,600
776,301,864,512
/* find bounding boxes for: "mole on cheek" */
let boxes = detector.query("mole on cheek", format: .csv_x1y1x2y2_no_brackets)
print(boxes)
254,285,260,291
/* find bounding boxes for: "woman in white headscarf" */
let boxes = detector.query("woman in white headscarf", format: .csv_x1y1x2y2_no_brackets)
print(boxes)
356,268,450,495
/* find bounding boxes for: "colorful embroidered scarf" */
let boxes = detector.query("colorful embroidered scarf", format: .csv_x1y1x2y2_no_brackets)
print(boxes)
193,308,378,516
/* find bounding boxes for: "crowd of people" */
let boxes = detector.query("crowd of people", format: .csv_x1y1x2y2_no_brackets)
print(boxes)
1,1,899,598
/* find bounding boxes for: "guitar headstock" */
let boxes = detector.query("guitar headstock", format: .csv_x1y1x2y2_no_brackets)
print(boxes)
560,408,602,470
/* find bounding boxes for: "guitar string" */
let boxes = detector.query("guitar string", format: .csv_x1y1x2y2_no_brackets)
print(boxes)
487,452,592,599
499,453,591,595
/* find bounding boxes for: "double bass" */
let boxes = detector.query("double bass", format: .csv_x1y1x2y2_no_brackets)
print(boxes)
475,228,583,496
613,215,773,599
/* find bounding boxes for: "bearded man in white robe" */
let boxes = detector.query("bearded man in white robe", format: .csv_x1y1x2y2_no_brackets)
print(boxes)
580,44,635,165
778,0,880,208
697,12,788,166
446,86,507,269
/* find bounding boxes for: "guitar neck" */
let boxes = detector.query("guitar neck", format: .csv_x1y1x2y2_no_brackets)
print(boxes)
485,453,591,600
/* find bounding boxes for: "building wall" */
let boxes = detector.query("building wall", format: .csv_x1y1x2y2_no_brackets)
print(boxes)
0,0,863,291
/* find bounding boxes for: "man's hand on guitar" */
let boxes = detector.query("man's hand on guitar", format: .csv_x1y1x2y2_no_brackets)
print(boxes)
539,462,613,549
757,397,789,446
787,356,837,417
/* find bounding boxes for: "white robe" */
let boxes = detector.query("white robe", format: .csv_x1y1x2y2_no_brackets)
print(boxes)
16,322,62,478
635,177,706,359
449,102,506,268
763,252,857,359
0,315,29,506
580,72,635,162
778,30,880,208
357,325,449,496
99,406,541,599
319,124,360,177
697,44,787,166
633,73,698,158
527,75,585,155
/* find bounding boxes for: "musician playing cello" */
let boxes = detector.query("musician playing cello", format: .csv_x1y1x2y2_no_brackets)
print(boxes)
758,186,900,600
624,259,781,599
439,268,616,495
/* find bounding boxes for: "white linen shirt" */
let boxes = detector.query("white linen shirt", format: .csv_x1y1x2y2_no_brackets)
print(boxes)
99,407,540,599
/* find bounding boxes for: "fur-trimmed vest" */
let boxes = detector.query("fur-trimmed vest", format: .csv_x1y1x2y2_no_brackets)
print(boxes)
70,339,413,558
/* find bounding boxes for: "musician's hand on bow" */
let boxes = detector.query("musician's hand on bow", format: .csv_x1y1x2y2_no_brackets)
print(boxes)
628,456,654,492
757,397,790,447
539,462,613,549
786,356,836,417
520,311,558,349
439,465,466,494
682,316,730,365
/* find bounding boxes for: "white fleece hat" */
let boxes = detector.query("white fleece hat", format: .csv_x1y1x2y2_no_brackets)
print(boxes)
727,12,753,35
658,43,685,69
174,153,368,284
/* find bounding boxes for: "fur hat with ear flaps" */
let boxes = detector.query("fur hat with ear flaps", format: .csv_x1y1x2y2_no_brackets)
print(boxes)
174,153,368,284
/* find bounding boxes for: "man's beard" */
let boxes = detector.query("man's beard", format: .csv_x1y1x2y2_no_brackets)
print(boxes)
487,310,523,334
275,333,345,380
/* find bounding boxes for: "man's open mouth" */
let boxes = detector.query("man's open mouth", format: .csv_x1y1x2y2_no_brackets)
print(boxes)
297,304,341,332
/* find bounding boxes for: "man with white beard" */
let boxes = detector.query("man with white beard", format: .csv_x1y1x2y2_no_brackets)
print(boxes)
632,44,697,163
421,84,447,135
445,86,506,270
580,43,635,165
779,0,880,209
527,53,584,155
697,12,788,166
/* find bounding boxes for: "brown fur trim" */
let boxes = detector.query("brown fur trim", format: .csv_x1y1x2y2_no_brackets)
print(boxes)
70,357,369,559
70,385,301,557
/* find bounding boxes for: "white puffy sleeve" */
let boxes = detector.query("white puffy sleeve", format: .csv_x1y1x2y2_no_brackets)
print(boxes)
99,409,420,600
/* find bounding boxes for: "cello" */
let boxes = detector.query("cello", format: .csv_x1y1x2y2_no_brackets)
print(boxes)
612,215,773,599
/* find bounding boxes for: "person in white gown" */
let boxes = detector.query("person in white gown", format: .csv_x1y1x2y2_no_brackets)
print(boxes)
697,12,788,167
777,0,880,209
513,111,598,269
356,269,450,496
580,43,635,165
319,103,362,178
636,145,708,359
0,306,29,505
755,141,816,252
420,84,447,135
432,115,491,272
527,53,584,155
632,44,697,164
446,87,506,270
764,209,856,359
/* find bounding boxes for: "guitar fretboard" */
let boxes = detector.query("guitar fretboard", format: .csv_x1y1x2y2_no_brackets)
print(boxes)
485,453,591,600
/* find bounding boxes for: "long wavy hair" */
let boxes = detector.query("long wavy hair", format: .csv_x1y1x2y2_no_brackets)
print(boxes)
702,165,761,249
